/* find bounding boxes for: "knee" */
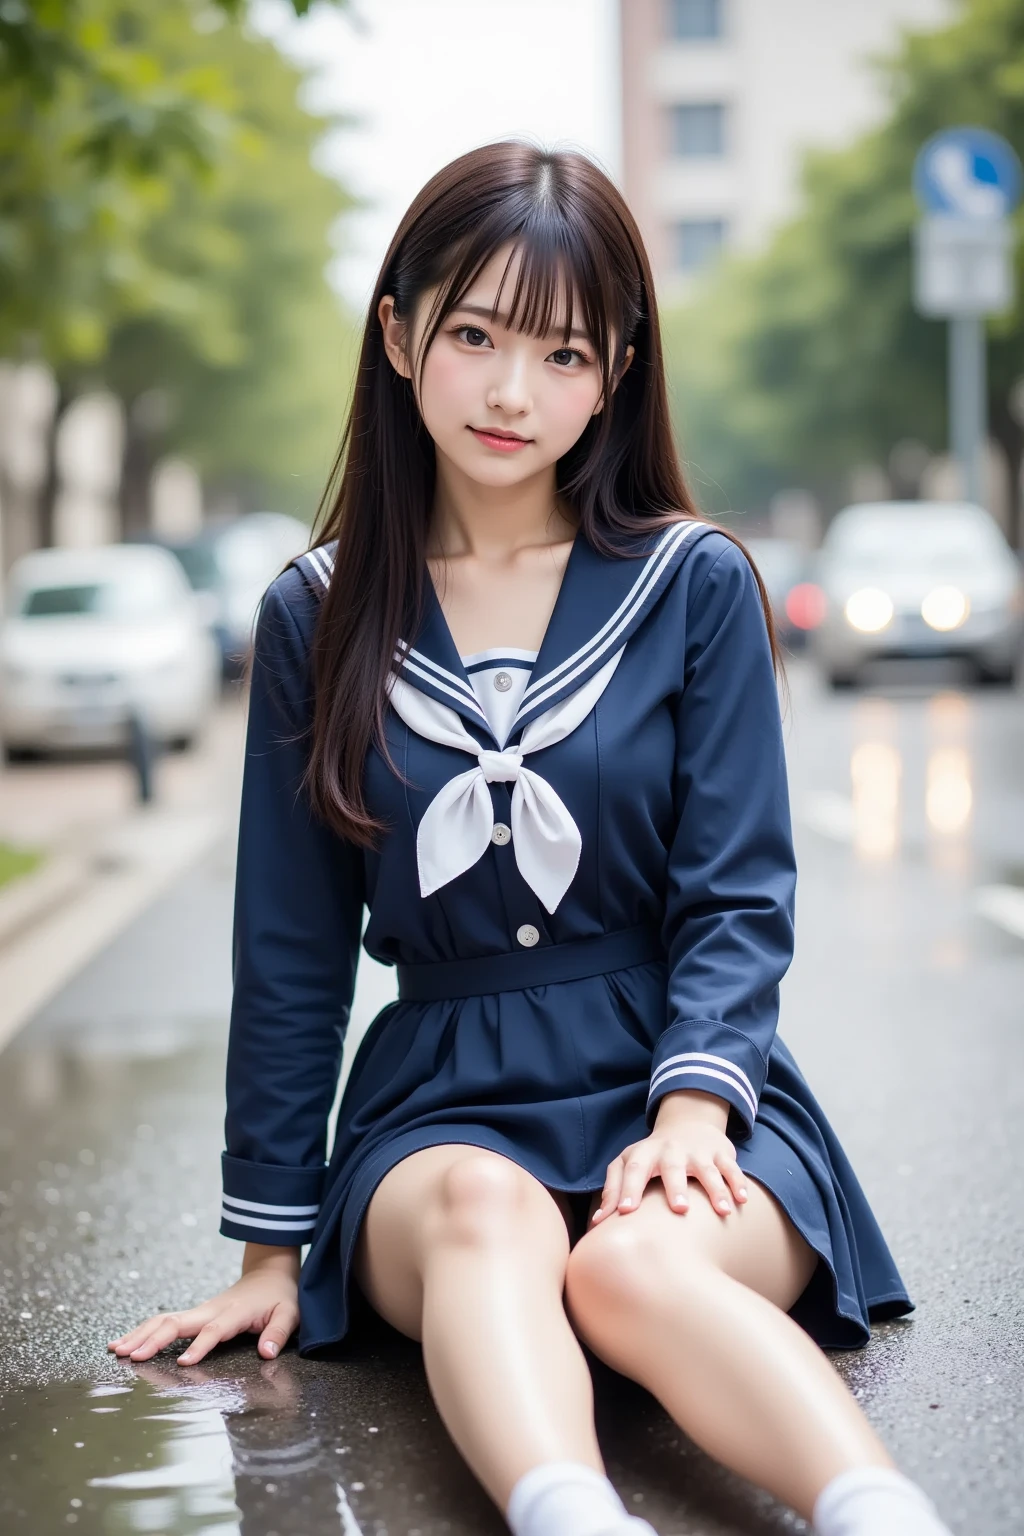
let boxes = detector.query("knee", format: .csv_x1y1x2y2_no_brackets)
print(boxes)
565,1218,712,1333
565,1220,658,1323
427,1153,537,1249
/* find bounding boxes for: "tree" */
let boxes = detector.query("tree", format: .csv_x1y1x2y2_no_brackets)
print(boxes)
1,1,357,528
62,7,360,523
664,0,1024,542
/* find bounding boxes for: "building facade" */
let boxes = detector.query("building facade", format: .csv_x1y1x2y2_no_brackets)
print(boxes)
620,0,954,293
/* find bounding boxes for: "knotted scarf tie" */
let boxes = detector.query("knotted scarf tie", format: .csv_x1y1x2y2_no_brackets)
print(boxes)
386,648,624,913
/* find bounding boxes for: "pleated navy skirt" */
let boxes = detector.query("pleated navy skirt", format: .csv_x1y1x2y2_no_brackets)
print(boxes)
295,941,912,1356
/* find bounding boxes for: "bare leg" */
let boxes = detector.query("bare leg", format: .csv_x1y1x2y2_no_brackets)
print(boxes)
564,1178,893,1523
353,1145,603,1511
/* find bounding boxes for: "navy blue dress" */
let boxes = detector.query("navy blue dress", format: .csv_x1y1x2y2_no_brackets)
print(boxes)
219,521,913,1355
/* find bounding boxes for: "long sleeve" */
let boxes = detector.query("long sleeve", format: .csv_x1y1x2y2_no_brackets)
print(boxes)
220,574,364,1244
647,541,796,1140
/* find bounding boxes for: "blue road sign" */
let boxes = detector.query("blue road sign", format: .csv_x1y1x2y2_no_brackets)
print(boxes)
914,127,1022,220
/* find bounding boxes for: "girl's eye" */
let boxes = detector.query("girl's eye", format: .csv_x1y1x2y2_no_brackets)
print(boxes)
455,326,491,348
548,347,589,368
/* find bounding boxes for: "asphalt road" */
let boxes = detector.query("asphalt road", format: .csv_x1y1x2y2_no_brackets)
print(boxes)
1,658,1022,1536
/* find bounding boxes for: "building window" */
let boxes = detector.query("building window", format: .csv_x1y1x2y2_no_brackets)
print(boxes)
668,0,723,40
675,219,727,272
670,102,726,158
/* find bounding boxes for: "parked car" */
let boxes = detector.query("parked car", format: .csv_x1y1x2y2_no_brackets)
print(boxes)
161,512,311,676
811,500,1024,687
0,544,220,758
742,536,822,650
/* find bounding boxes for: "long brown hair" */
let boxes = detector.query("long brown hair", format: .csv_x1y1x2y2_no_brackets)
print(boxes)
305,140,778,846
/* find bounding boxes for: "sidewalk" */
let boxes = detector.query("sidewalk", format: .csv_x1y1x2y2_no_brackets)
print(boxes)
0,695,247,1051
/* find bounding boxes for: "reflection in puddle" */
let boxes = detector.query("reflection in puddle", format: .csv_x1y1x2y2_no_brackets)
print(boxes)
850,742,902,861
926,747,972,836
0,1366,363,1535
846,690,978,867
925,692,974,874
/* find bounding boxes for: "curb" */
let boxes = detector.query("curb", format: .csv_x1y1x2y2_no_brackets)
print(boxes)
0,808,229,1055
0,855,89,951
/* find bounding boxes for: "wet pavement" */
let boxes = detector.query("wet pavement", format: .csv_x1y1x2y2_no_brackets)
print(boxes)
1,658,1022,1535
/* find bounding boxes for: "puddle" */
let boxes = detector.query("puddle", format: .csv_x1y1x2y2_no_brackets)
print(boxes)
0,1368,363,1535
0,1352,809,1536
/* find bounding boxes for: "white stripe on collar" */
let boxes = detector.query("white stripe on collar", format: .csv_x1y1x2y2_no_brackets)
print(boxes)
297,548,492,726
395,638,480,708
518,521,698,717
303,545,333,588
394,651,489,723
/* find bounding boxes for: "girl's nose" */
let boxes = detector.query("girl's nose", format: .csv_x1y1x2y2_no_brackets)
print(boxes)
486,357,532,416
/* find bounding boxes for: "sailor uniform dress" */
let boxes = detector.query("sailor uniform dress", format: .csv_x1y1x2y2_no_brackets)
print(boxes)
219,521,914,1355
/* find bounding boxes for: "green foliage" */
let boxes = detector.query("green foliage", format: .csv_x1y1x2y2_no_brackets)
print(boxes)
0,3,232,362
664,0,1024,517
0,841,43,890
73,9,360,518
1,0,358,520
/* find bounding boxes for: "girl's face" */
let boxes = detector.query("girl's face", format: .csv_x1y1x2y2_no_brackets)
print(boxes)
379,243,628,491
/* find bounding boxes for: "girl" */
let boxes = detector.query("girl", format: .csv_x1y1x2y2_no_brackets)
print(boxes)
111,142,952,1536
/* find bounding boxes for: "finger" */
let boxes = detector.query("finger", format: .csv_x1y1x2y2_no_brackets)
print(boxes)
109,1318,161,1353
109,1313,182,1356
718,1156,749,1205
110,1310,195,1353
617,1147,655,1212
657,1159,690,1213
592,1159,625,1223
258,1300,299,1360
126,1313,203,1362
695,1159,734,1215
178,1312,244,1366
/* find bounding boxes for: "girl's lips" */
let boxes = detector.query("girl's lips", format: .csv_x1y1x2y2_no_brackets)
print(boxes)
469,427,532,452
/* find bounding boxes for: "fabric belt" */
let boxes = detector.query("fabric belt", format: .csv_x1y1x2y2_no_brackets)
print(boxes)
396,923,664,1002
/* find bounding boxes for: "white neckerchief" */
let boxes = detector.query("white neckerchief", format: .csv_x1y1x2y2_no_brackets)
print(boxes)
387,647,624,914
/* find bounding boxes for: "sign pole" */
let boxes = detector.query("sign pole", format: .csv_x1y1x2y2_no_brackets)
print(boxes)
948,313,985,506
913,127,1022,513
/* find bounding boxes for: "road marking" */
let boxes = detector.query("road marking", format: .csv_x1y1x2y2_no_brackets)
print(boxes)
973,885,1024,942
335,1483,366,1535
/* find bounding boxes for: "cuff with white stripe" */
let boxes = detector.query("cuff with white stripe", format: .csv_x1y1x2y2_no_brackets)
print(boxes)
646,1020,767,1139
220,1153,325,1245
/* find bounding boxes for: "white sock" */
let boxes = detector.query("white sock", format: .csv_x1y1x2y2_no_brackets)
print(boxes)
506,1461,658,1536
813,1466,954,1536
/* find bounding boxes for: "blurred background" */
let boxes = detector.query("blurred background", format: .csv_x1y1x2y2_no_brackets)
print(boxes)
1,5,1024,1535
2,0,1023,918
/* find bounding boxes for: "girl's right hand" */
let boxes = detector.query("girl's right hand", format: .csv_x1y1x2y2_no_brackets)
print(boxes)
108,1246,300,1366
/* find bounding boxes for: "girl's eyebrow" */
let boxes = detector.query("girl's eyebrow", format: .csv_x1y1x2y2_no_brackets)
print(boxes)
452,301,592,344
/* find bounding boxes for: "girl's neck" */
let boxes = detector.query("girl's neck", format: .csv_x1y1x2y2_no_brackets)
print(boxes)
427,456,576,561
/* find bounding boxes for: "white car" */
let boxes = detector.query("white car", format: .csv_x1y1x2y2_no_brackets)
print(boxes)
811,501,1024,687
170,512,311,676
0,544,221,757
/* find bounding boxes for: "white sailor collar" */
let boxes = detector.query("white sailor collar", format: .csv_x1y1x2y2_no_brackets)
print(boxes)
293,519,711,748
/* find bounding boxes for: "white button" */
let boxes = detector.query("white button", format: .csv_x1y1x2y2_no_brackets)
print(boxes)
516,924,539,947
493,671,513,692
491,822,511,846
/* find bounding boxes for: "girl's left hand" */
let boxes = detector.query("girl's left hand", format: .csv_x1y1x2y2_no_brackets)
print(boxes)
592,1118,748,1223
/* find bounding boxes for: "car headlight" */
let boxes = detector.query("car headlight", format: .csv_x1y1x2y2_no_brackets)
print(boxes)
844,588,894,633
921,587,970,632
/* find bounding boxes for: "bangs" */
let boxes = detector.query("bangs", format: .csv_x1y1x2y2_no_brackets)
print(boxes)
416,204,624,376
